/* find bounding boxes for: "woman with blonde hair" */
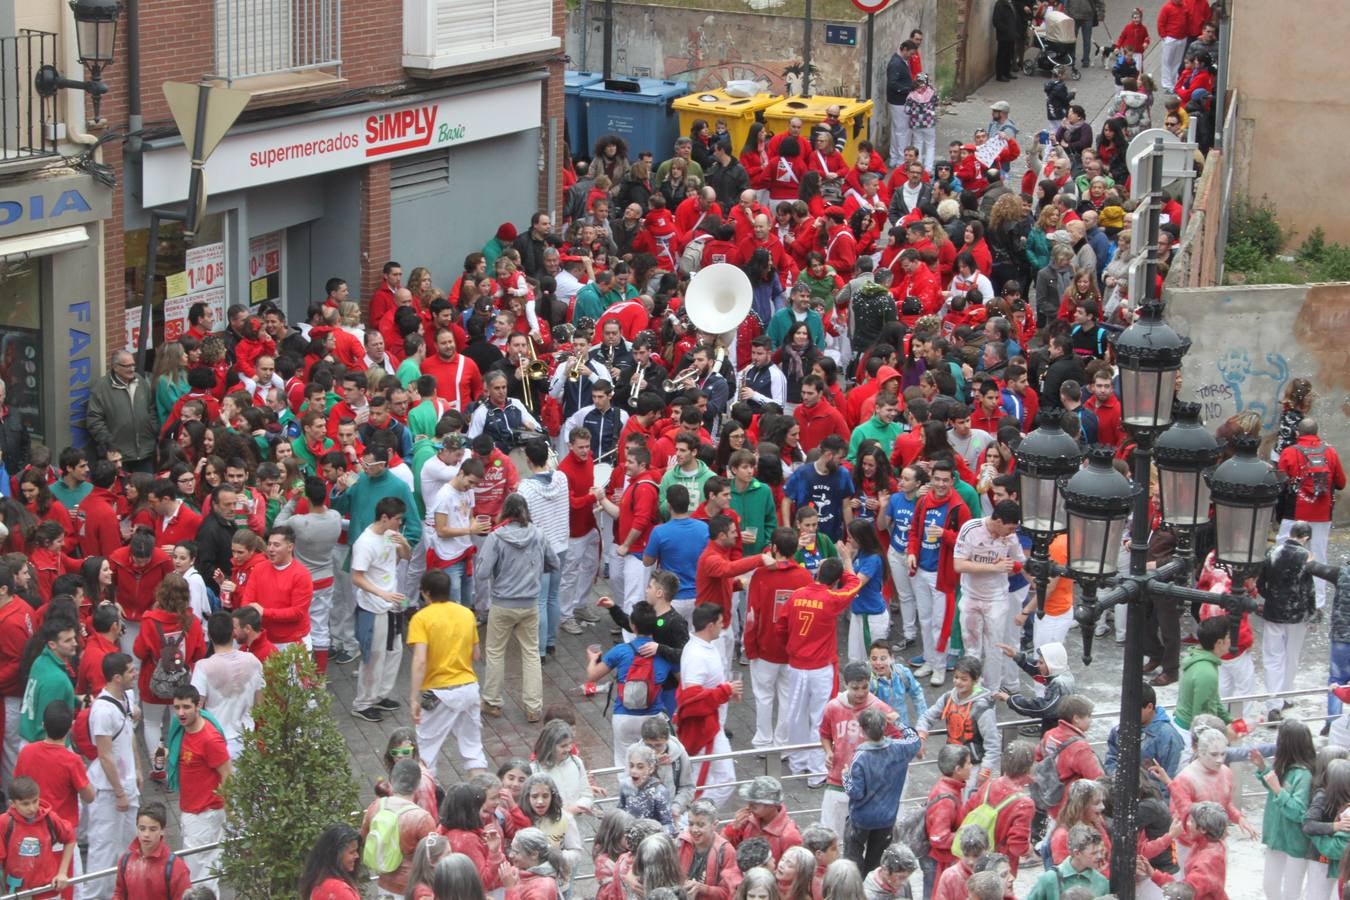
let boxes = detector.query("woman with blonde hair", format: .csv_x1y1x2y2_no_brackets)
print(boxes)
408,267,441,307
987,192,1030,293
152,341,191,422
134,572,207,765
733,867,780,900
1048,779,1111,867
924,216,957,285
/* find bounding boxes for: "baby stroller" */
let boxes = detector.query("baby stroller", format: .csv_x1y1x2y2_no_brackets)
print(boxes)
1022,8,1081,79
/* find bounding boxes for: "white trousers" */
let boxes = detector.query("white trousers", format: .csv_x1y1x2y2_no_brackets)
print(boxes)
785,664,834,775
1264,848,1308,900
749,658,792,748
1262,621,1309,711
2,695,21,792
1306,860,1335,900
79,789,138,900
404,533,429,606
181,807,225,889
612,713,658,770
961,596,1009,694
142,702,169,753
310,584,335,650
561,529,601,619
1278,518,1332,607
694,730,735,809
848,611,890,663
1033,608,1074,649
354,611,404,711
1218,651,1258,724
912,126,937,173
611,552,650,618
820,788,849,836
1159,37,1186,91
887,549,918,641
417,682,488,772
887,105,913,168
911,568,944,663
1005,586,1030,648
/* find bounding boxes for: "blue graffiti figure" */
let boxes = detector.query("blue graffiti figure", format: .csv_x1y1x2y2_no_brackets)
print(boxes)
1215,349,1290,430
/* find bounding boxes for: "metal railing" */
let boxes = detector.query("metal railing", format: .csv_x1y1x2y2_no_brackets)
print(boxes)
0,31,58,162
212,0,341,84
0,843,220,900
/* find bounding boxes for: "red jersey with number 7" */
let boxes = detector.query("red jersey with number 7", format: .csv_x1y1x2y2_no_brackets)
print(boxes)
775,572,861,670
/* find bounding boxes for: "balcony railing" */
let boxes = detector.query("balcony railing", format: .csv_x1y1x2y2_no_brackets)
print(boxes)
212,0,342,85
1,31,59,162
402,0,560,74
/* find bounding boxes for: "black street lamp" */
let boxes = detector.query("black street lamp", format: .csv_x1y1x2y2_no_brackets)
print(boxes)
34,0,122,120
1012,412,1083,617
1208,433,1285,570
1154,401,1222,558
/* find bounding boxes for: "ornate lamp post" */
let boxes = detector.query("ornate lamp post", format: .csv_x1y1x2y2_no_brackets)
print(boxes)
34,0,122,120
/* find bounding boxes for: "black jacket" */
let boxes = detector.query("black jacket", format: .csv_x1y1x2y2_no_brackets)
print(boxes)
887,182,933,221
706,159,750,209
1309,560,1350,644
512,232,549,279
1257,538,1317,624
993,0,1021,41
1038,354,1086,412
885,53,915,106
0,404,30,472
194,510,237,593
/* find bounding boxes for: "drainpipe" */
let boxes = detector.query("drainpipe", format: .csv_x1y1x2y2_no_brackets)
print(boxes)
60,1,97,145
126,0,142,154
1212,0,1230,150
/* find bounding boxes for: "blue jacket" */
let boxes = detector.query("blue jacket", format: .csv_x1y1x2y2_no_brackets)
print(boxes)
870,665,928,728
1105,705,1185,795
843,729,922,830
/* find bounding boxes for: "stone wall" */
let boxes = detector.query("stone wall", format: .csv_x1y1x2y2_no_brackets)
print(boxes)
1167,282,1350,521
565,0,934,117
959,0,997,96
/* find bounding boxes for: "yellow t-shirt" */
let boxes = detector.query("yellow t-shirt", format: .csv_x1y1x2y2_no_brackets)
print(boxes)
407,601,478,689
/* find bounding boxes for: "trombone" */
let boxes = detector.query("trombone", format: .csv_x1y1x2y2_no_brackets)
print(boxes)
663,366,699,392
519,340,549,414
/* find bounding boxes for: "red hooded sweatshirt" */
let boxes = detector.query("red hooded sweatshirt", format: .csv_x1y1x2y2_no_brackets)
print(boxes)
107,546,174,621
614,468,662,555
744,561,813,665
79,487,124,559
112,837,192,900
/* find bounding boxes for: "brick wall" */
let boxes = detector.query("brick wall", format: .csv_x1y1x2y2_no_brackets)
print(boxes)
359,162,393,306
540,0,567,213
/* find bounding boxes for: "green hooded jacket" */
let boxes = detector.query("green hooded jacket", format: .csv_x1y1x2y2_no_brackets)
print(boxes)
1258,763,1311,858
1174,648,1232,730
848,415,905,461
659,460,714,517
19,646,77,743
729,478,778,554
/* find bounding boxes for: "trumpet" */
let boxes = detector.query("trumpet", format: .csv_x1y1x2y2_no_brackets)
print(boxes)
663,366,699,392
630,364,646,408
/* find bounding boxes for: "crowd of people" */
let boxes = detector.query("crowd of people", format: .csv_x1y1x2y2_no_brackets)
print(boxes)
0,2,1341,895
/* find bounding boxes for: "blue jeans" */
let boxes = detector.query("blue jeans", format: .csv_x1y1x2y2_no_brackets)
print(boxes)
1077,21,1093,64
437,559,473,610
1330,641,1350,717
538,550,567,652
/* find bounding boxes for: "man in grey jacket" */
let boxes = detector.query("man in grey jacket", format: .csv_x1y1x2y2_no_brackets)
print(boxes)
515,439,572,651
1064,0,1105,67
87,350,157,470
274,476,345,673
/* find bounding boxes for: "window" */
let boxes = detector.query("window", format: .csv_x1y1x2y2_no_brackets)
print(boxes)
212,0,341,83
402,0,559,73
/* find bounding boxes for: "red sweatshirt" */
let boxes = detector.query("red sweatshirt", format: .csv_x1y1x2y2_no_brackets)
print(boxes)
1085,394,1124,448
107,546,173,621
963,775,1034,875
79,487,124,559
239,558,314,644
557,452,599,538
1156,1,1189,39
695,543,765,627
155,500,202,549
744,561,813,664
1035,721,1105,820
31,545,80,604
0,802,75,897
794,400,850,454
0,600,35,697
720,805,803,860
615,469,662,555
925,776,968,871
774,573,862,669
1183,834,1226,900
676,833,742,900
112,838,192,900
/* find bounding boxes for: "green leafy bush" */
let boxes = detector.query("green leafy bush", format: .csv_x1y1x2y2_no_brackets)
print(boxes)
218,646,362,898
1227,198,1283,257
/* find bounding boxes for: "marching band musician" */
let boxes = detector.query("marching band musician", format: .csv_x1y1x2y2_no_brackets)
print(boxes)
562,381,628,466
588,319,634,387
466,369,543,454
616,333,669,412
549,319,611,435
690,344,731,438
739,336,788,412
487,331,549,414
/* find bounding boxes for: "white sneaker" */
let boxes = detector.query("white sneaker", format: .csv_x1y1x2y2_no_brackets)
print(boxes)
575,606,601,623
560,617,584,635
913,664,934,678
930,669,946,687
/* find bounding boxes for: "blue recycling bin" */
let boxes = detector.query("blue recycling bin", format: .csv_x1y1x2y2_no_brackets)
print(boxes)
580,78,688,161
564,70,604,158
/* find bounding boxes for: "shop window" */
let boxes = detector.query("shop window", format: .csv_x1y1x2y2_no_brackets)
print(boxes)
123,214,228,352
0,260,44,439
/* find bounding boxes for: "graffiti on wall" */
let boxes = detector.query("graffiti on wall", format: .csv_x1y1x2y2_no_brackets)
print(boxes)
1196,349,1291,430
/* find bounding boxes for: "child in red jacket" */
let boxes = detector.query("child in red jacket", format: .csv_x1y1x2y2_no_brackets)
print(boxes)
1114,7,1151,73
924,744,972,897
0,776,75,899
1181,800,1229,900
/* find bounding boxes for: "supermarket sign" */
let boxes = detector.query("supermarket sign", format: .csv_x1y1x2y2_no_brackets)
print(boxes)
141,80,541,207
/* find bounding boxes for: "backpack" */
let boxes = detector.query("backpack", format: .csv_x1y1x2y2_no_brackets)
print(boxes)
1028,735,1086,812
953,784,1027,857
619,644,661,711
679,235,711,276
148,620,191,700
71,695,127,761
362,797,415,874
939,692,993,763
1295,442,1333,503
117,846,179,896
893,791,959,858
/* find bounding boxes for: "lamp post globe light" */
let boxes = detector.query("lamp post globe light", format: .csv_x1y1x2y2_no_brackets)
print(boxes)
33,0,122,120
1153,401,1222,555
1113,299,1190,434
1060,445,1140,586
1011,412,1083,620
1207,432,1285,570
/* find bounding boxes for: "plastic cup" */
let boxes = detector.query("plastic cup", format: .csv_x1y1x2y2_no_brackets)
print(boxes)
476,515,491,529
587,643,602,657
743,527,758,543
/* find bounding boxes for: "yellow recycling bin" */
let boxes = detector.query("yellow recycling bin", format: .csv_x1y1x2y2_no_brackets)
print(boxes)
762,95,875,164
672,89,784,157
